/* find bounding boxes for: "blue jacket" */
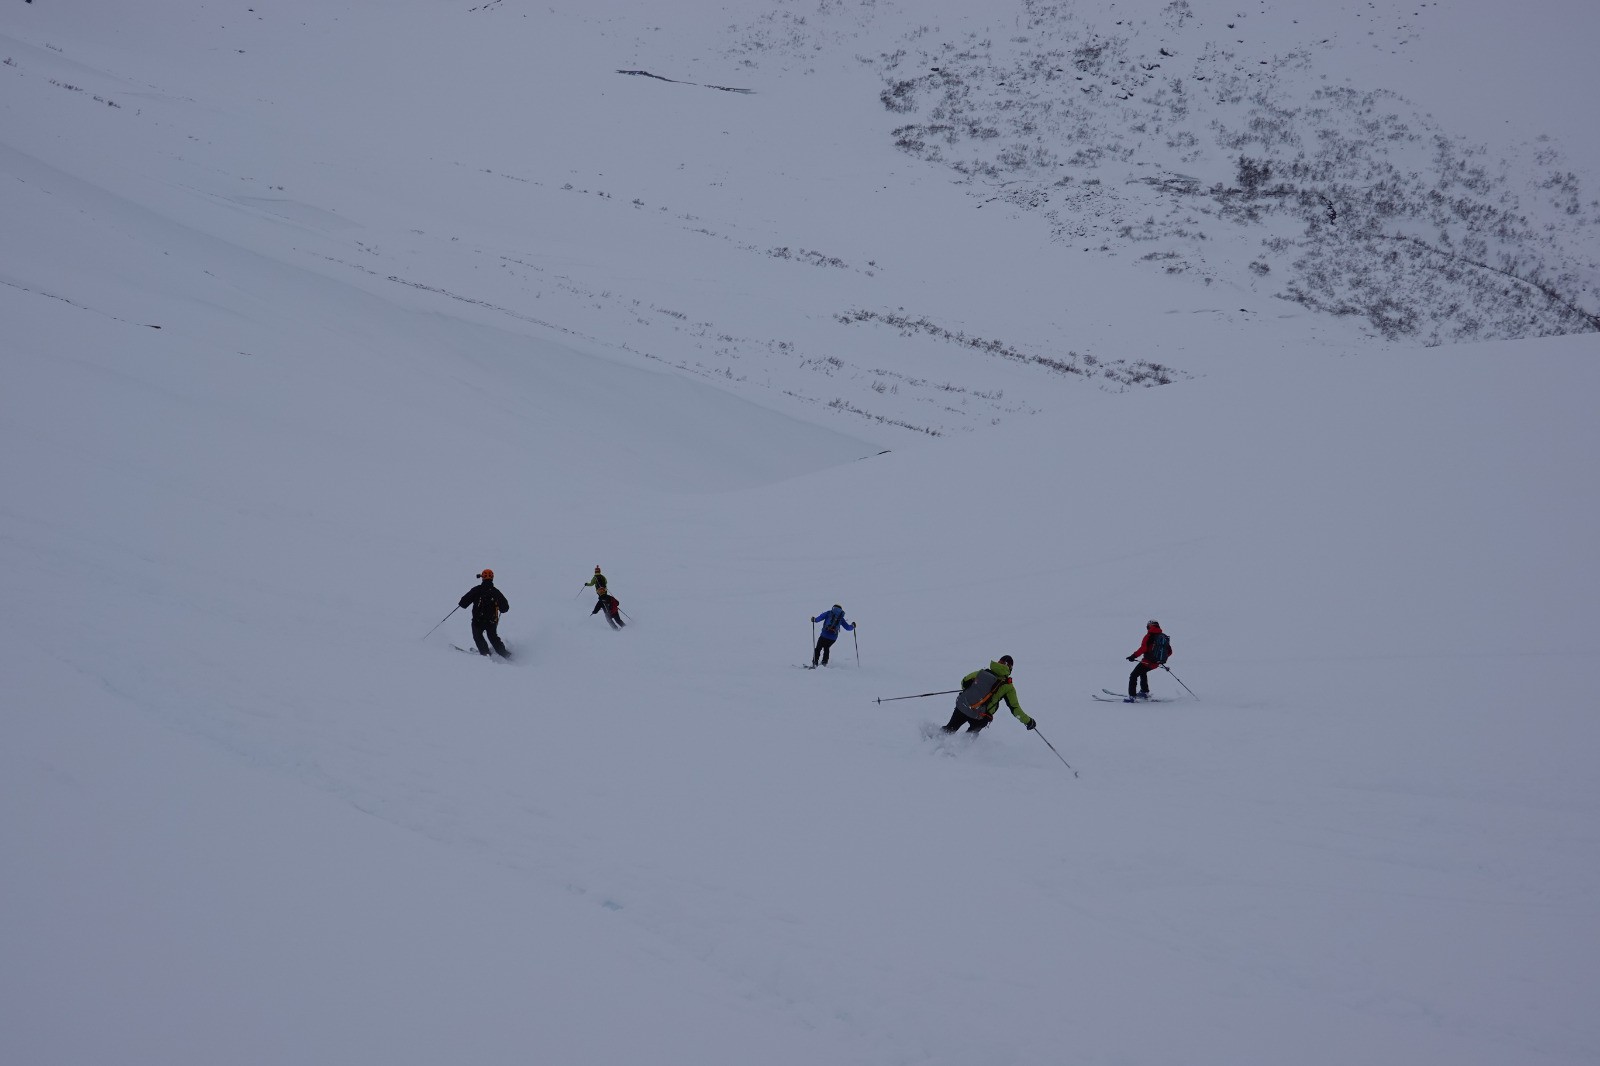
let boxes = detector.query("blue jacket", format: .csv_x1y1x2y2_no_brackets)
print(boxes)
812,607,854,640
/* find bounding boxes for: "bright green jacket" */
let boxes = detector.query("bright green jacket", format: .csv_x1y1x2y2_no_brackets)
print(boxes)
961,661,1033,727
585,573,608,596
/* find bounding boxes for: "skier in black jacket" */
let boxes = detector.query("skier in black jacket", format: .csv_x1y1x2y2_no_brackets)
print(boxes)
459,569,511,657
592,591,625,629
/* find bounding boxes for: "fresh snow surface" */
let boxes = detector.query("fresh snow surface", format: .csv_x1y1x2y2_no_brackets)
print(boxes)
3,3,1598,1065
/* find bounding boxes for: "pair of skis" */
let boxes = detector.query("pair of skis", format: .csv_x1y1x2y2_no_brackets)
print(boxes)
452,644,513,662
1090,689,1175,703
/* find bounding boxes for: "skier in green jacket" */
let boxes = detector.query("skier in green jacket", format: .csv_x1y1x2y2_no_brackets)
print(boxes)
942,655,1036,734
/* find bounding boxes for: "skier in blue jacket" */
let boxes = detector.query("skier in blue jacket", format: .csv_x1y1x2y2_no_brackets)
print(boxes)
810,604,855,667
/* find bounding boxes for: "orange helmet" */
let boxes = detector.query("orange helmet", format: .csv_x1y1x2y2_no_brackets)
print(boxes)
595,565,602,573
479,569,494,580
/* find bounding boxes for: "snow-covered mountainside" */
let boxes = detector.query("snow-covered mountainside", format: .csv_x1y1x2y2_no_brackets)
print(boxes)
3,3,1598,1065
737,0,1600,344
6,0,1594,442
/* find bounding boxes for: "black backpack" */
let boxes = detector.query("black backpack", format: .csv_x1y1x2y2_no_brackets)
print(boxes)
1149,633,1171,664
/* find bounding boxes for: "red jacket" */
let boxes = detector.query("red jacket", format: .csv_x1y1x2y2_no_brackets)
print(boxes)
1132,626,1168,665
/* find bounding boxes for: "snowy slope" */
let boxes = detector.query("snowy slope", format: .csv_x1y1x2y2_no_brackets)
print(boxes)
4,3,1600,1065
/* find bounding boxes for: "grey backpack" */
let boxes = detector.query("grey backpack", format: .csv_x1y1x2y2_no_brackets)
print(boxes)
955,671,1004,716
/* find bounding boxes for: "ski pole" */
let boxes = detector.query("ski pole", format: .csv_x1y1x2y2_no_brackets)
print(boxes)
875,689,960,704
1161,664,1199,700
422,605,459,641
853,627,860,668
811,618,816,661
1033,727,1078,777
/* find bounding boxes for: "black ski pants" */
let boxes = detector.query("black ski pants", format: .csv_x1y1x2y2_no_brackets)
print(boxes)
812,635,836,666
473,618,509,657
1128,662,1154,697
942,709,991,734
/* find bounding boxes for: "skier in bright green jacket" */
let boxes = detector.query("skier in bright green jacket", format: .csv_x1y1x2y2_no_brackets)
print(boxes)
942,655,1035,734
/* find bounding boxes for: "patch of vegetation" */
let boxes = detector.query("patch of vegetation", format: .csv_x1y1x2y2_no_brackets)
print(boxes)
835,309,1185,389
769,247,850,269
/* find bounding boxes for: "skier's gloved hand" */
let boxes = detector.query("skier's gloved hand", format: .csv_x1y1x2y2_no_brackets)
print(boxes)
1025,719,1037,730
1127,655,1137,662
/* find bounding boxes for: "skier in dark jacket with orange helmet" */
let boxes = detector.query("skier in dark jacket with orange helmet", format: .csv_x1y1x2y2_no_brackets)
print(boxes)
459,569,511,657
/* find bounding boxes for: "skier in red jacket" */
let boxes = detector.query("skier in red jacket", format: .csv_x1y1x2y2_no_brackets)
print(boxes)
1125,620,1172,701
